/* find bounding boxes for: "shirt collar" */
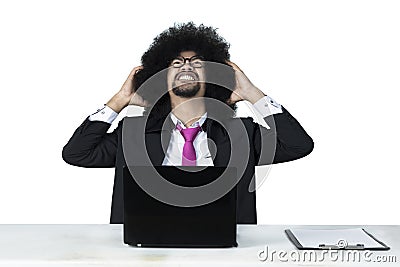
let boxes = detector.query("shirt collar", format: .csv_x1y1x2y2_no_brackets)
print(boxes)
170,112,208,130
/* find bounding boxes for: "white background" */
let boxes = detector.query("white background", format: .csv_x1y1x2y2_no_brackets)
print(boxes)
0,0,399,224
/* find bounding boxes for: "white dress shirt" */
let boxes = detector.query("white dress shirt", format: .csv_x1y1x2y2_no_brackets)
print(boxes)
89,95,283,166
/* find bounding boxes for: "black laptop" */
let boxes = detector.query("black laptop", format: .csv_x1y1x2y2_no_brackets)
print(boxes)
123,166,238,248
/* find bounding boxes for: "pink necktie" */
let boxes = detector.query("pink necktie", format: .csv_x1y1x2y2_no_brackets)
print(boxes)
176,124,201,166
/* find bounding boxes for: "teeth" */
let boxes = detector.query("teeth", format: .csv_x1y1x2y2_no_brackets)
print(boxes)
178,75,195,81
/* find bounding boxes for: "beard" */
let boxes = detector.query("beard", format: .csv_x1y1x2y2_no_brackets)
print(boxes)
171,82,201,98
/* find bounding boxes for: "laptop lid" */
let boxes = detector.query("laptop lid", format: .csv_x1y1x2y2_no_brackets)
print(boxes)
123,166,237,248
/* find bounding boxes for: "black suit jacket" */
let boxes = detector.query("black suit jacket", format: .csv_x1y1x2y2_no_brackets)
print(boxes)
62,106,313,224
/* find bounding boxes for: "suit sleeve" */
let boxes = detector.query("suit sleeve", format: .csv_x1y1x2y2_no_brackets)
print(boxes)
254,106,314,165
62,117,118,167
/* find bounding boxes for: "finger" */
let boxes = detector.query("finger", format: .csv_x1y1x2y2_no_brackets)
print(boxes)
226,91,242,105
226,96,240,105
127,65,144,80
225,60,243,72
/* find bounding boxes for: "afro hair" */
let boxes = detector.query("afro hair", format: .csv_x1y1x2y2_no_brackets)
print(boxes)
135,22,236,120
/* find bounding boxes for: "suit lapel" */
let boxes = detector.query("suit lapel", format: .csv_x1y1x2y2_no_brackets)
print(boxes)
144,116,174,166
205,118,231,167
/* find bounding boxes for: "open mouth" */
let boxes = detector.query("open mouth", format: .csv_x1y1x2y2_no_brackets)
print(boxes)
175,72,199,82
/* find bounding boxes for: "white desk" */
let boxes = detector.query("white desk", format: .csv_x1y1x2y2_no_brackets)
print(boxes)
0,225,398,266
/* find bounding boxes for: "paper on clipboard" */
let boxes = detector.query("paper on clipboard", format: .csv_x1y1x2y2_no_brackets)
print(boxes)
285,228,389,250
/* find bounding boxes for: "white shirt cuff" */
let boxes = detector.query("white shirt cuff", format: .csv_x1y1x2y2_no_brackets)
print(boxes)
253,95,283,117
89,105,118,124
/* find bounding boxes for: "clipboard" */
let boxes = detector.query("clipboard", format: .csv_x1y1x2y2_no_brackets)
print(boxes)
285,228,390,250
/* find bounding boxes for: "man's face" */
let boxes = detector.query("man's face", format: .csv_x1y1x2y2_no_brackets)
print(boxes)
167,51,206,98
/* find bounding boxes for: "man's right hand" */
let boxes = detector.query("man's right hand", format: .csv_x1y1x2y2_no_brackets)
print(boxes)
106,66,149,113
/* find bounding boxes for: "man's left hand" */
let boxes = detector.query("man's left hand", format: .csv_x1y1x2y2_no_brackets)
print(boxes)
226,61,265,105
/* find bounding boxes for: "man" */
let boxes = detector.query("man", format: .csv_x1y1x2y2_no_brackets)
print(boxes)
62,22,314,224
